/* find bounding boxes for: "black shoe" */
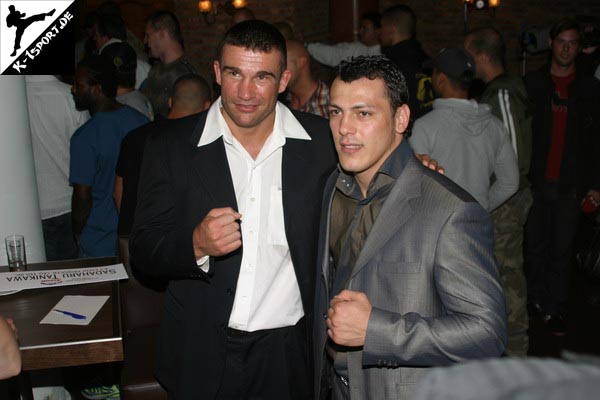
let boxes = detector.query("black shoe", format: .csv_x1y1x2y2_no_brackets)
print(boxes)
545,314,568,336
10,50,16,57
47,9,55,17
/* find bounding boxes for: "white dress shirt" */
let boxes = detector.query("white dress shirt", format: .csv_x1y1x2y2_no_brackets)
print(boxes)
198,99,311,331
25,75,90,219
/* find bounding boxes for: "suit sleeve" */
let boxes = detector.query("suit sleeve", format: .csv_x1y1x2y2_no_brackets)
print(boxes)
362,202,507,366
129,131,206,280
489,129,519,211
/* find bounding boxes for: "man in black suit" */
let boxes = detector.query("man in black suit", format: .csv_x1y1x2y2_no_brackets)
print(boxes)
130,20,336,399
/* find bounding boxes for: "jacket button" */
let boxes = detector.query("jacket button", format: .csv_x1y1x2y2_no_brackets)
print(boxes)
323,313,327,320
226,288,233,296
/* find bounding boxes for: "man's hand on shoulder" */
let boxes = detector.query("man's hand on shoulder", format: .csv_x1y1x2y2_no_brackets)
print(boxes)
416,153,445,175
192,207,242,259
327,290,372,347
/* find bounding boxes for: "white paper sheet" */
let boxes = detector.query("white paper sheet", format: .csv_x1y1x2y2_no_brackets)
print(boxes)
40,295,110,326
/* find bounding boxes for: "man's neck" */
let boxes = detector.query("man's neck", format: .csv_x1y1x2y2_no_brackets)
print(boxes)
484,64,505,84
160,45,184,64
288,75,318,110
221,108,275,160
90,98,121,116
391,34,411,47
551,61,576,77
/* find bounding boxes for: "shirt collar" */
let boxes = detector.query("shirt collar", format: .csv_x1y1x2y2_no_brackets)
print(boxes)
336,139,412,199
198,97,311,147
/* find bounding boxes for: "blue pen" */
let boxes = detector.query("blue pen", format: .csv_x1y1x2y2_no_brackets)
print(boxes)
53,309,87,320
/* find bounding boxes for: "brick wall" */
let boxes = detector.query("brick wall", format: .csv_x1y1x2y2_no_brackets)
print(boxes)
175,0,599,80
175,0,330,79
382,0,600,75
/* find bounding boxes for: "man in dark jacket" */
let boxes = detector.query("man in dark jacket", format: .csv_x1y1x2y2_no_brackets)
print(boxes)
380,5,431,120
465,26,533,356
524,18,600,336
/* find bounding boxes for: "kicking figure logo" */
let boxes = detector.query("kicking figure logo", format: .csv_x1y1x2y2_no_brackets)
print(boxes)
6,4,55,56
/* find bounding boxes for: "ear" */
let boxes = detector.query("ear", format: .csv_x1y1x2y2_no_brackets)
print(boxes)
278,69,291,94
394,104,410,135
168,96,172,110
548,38,553,49
213,60,221,86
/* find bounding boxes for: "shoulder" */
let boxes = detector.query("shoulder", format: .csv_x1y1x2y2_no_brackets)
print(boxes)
292,110,330,132
417,162,479,210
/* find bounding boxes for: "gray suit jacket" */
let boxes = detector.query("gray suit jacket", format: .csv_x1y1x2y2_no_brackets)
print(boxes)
313,142,507,400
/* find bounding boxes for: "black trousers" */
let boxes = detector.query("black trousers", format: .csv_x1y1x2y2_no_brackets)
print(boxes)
525,182,580,315
213,317,311,400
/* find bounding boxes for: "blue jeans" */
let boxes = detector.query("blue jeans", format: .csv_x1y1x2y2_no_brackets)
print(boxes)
42,213,79,261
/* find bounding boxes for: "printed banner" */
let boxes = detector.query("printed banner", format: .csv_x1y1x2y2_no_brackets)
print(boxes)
1,0,76,75
0,263,129,291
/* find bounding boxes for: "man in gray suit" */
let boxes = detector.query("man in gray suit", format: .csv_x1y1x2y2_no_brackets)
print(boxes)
314,56,507,400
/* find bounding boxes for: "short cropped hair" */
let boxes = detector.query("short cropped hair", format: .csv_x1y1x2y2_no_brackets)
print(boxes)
382,5,417,38
170,73,211,104
550,18,582,41
335,56,409,112
147,11,184,47
216,20,287,74
465,27,505,67
78,55,118,98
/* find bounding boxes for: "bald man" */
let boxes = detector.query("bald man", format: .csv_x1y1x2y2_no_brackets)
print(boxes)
286,39,330,118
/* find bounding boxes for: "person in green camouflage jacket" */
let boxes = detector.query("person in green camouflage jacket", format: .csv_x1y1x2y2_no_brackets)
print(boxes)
465,27,533,356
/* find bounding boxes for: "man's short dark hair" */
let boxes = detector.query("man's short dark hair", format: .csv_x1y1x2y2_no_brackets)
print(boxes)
444,71,475,92
382,5,417,38
171,74,212,107
96,14,126,41
216,20,287,74
362,12,381,29
465,27,505,67
550,18,582,41
78,55,118,98
335,56,409,112
147,11,184,47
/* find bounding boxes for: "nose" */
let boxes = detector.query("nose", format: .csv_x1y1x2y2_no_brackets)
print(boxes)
337,114,355,136
237,78,255,100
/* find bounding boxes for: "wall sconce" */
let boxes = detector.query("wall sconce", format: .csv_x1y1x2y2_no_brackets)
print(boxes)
198,0,248,24
464,0,500,10
463,0,499,33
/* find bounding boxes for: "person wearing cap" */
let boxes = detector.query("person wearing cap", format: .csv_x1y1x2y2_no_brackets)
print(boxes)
101,41,153,120
314,55,506,400
410,47,519,212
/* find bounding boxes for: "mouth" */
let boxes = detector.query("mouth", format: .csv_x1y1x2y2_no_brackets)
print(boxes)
235,103,259,113
339,143,363,153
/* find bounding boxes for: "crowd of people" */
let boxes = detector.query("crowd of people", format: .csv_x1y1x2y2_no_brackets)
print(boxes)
2,1,600,400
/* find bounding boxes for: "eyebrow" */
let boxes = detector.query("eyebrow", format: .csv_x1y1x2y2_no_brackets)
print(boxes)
221,65,277,78
329,102,376,110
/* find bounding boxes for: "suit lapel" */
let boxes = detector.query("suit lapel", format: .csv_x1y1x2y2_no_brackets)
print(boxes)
189,115,238,210
350,157,422,280
281,139,311,245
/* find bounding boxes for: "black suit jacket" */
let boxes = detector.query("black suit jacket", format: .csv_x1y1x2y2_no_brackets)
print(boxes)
130,109,336,399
